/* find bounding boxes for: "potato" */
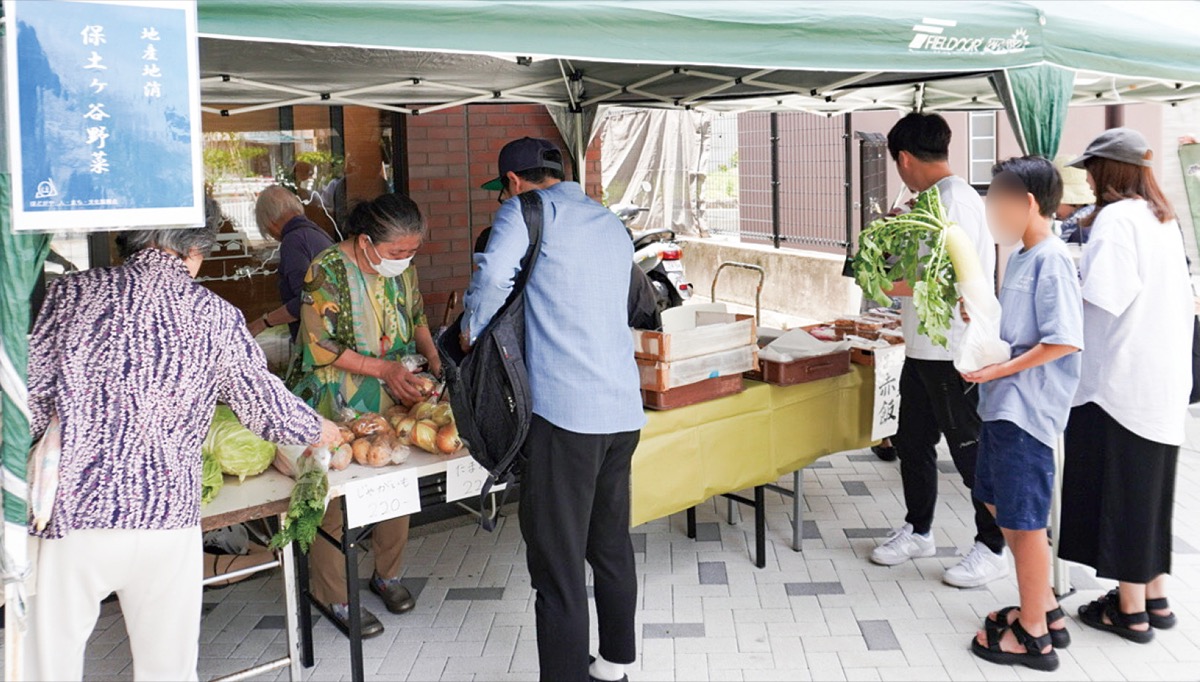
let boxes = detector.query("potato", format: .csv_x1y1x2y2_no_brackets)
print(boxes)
329,443,353,471
351,437,373,466
337,425,356,446
364,434,399,467
350,413,390,438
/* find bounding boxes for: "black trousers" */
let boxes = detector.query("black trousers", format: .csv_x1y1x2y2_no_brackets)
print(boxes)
891,358,1005,553
519,415,641,682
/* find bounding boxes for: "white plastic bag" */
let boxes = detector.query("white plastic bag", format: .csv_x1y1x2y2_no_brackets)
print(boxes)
953,279,1012,373
28,415,62,533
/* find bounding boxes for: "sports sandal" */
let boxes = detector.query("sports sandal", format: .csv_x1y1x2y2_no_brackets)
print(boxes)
971,618,1060,672
1147,596,1178,630
985,605,1071,649
1078,591,1154,643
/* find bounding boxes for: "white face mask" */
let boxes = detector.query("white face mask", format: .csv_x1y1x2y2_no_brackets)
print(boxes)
367,238,413,278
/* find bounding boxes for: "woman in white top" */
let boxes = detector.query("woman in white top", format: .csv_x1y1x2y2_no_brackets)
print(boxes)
1059,128,1193,644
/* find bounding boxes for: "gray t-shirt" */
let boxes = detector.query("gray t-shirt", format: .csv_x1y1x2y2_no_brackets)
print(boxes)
979,237,1084,447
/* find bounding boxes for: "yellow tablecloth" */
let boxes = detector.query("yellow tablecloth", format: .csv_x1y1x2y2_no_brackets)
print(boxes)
631,365,876,526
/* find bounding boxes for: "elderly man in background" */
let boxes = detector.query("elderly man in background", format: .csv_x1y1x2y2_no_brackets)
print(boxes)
293,161,339,239
249,186,335,340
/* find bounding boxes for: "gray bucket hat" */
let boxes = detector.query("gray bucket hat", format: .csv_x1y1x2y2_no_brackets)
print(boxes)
1067,127,1153,168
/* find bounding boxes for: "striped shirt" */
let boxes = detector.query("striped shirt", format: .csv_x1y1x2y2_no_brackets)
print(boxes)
27,248,322,538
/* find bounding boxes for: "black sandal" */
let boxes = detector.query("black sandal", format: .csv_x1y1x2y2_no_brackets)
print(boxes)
971,618,1060,671
1078,591,1154,643
984,605,1071,649
1147,596,1177,629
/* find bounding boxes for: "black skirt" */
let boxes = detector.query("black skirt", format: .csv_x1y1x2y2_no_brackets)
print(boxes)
1060,402,1179,583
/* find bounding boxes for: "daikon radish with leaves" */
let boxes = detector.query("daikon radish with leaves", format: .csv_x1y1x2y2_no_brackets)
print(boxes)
853,186,1008,372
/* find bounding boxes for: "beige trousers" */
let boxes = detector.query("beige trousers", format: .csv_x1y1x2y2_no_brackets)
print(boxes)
33,526,202,682
309,501,410,605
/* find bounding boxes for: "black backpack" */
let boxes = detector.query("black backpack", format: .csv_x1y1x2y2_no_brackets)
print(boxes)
436,191,543,530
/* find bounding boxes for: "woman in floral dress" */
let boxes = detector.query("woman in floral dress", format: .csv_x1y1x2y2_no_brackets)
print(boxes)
290,192,437,636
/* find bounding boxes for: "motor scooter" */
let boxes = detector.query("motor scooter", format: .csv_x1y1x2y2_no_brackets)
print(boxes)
610,202,692,312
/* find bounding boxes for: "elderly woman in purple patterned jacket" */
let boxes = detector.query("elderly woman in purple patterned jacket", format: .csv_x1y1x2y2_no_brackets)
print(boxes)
26,222,341,682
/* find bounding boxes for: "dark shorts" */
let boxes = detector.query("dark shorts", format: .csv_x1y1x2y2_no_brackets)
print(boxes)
974,420,1054,531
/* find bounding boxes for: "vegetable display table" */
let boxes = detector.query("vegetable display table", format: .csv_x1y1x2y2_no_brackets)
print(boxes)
631,366,877,566
200,449,488,682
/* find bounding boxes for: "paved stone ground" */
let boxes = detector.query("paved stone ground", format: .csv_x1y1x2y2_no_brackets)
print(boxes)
66,410,1200,681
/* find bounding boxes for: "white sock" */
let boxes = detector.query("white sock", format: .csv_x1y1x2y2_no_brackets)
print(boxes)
589,655,625,681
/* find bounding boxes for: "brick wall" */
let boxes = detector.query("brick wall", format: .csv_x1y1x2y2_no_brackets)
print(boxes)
406,103,602,328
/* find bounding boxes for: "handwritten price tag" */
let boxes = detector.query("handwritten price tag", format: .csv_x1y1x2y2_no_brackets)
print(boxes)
445,457,507,503
343,469,421,527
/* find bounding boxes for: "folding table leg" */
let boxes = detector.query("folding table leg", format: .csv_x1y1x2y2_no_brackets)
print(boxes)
1051,435,1071,597
754,486,766,569
686,507,697,539
292,536,314,668
791,469,803,552
341,498,366,682
279,516,304,682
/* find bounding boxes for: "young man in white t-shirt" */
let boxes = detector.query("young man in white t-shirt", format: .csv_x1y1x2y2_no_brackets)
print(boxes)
868,113,1010,588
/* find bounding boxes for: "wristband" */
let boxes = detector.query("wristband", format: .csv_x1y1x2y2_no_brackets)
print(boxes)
262,314,275,328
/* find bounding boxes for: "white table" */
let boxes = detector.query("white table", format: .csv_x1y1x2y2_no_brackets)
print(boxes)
201,446,486,682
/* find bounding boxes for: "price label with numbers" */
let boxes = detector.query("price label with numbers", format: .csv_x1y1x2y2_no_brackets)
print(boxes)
343,469,421,527
445,457,507,503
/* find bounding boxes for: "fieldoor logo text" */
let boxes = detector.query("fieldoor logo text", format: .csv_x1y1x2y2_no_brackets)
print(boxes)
909,18,1030,55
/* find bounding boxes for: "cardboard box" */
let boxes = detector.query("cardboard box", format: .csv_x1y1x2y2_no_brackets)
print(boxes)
633,306,757,362
637,344,758,391
642,374,745,410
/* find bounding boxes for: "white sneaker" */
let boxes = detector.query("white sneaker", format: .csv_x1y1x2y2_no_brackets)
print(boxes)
942,541,1010,588
870,524,936,566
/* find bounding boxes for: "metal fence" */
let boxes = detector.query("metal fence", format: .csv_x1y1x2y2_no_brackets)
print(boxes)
736,112,851,253
703,112,740,236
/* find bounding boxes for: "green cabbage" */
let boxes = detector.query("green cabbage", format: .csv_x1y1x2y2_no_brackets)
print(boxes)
201,451,223,505
203,406,275,482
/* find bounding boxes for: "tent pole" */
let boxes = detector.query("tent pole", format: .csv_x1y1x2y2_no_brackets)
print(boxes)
574,108,586,190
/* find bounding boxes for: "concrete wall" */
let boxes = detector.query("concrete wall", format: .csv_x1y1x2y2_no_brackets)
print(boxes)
680,236,863,326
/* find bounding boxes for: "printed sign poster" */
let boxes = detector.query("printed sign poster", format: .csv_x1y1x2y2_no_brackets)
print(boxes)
4,0,203,232
870,345,904,441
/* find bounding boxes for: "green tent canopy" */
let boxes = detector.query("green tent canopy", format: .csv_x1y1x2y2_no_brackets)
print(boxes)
2,3,1200,674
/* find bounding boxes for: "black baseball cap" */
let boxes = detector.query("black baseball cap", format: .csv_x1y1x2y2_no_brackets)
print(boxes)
1067,127,1154,168
481,137,563,190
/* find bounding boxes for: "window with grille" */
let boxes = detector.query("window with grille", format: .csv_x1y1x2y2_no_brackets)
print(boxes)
968,112,997,186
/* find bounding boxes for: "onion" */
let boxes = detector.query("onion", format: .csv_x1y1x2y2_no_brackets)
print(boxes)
435,423,463,454
411,420,439,453
408,401,435,421
431,403,454,427
392,416,417,445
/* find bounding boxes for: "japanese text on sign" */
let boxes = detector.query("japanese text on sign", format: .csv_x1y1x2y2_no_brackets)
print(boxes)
4,0,203,232
445,456,507,503
344,469,422,527
871,345,905,441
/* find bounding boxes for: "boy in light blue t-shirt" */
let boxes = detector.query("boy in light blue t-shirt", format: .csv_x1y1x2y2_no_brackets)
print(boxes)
963,157,1084,673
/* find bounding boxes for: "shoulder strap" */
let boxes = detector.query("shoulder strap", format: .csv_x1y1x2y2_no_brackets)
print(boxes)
511,191,544,297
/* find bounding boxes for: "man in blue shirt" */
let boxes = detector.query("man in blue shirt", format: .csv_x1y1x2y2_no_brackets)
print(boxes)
464,138,645,682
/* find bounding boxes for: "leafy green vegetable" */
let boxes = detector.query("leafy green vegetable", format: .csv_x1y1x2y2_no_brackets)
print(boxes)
201,451,223,506
204,406,276,482
269,467,329,553
852,186,958,347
